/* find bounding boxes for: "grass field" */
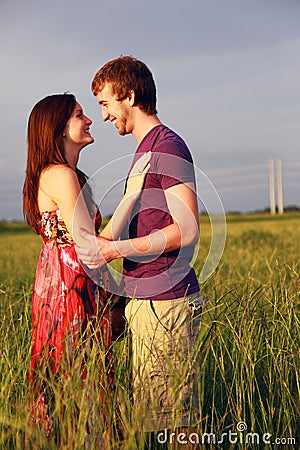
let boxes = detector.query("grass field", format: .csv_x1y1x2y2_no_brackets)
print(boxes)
0,213,299,449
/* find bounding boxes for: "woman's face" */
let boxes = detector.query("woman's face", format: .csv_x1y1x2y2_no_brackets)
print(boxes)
64,102,94,150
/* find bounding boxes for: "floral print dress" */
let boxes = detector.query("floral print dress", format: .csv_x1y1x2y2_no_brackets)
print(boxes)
29,210,112,437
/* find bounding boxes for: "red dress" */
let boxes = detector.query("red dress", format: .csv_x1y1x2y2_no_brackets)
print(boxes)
29,210,112,437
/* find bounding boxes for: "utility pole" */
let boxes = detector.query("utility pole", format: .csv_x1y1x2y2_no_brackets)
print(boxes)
277,159,284,214
269,158,276,215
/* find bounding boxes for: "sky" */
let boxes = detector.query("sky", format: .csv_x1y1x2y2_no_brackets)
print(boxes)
1,0,300,220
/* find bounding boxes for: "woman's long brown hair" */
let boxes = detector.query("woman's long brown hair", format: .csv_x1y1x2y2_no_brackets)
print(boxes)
23,93,94,234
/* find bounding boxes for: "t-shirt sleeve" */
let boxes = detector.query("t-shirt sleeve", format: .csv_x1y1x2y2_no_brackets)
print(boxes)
152,139,196,191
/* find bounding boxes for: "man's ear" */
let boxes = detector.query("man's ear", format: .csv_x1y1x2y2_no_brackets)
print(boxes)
127,90,135,106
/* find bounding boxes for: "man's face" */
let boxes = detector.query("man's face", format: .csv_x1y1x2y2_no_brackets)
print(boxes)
96,83,131,136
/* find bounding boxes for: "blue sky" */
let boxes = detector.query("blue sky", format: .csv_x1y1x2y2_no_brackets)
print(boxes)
1,0,300,219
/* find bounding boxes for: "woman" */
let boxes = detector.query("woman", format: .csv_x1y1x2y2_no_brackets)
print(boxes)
23,93,150,438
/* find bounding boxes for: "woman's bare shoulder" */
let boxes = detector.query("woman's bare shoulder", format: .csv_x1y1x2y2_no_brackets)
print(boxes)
41,163,75,177
40,164,79,196
41,164,77,184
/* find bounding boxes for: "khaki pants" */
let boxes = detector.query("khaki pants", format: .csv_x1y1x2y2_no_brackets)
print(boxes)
125,293,205,432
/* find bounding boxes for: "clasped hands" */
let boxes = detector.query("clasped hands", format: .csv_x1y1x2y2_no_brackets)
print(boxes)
75,230,116,269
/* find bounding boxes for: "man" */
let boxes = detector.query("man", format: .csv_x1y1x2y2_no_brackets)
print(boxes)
77,56,203,437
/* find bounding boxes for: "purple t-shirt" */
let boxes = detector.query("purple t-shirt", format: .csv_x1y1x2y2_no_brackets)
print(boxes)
122,125,200,300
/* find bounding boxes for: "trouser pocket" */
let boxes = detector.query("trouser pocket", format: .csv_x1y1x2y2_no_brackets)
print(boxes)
188,294,210,317
188,294,211,337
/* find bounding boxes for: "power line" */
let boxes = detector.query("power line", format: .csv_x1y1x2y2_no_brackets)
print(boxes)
205,163,266,177
202,158,299,214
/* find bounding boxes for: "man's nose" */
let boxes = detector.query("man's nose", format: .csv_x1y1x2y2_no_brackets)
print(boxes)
102,106,109,122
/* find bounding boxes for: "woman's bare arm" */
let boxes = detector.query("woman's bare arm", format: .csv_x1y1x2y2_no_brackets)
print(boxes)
39,165,95,247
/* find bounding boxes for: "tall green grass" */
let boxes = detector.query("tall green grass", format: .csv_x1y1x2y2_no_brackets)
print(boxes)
0,213,299,449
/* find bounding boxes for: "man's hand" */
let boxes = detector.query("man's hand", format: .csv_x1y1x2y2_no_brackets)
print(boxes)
75,228,119,269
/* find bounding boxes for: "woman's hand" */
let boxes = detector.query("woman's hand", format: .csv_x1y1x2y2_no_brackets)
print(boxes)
125,151,151,198
76,228,120,268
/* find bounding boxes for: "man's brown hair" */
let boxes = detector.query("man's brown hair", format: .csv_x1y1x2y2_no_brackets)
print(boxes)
91,55,157,115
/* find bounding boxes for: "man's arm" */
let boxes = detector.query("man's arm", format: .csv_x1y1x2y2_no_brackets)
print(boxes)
100,152,151,240
115,182,198,255
76,182,199,269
